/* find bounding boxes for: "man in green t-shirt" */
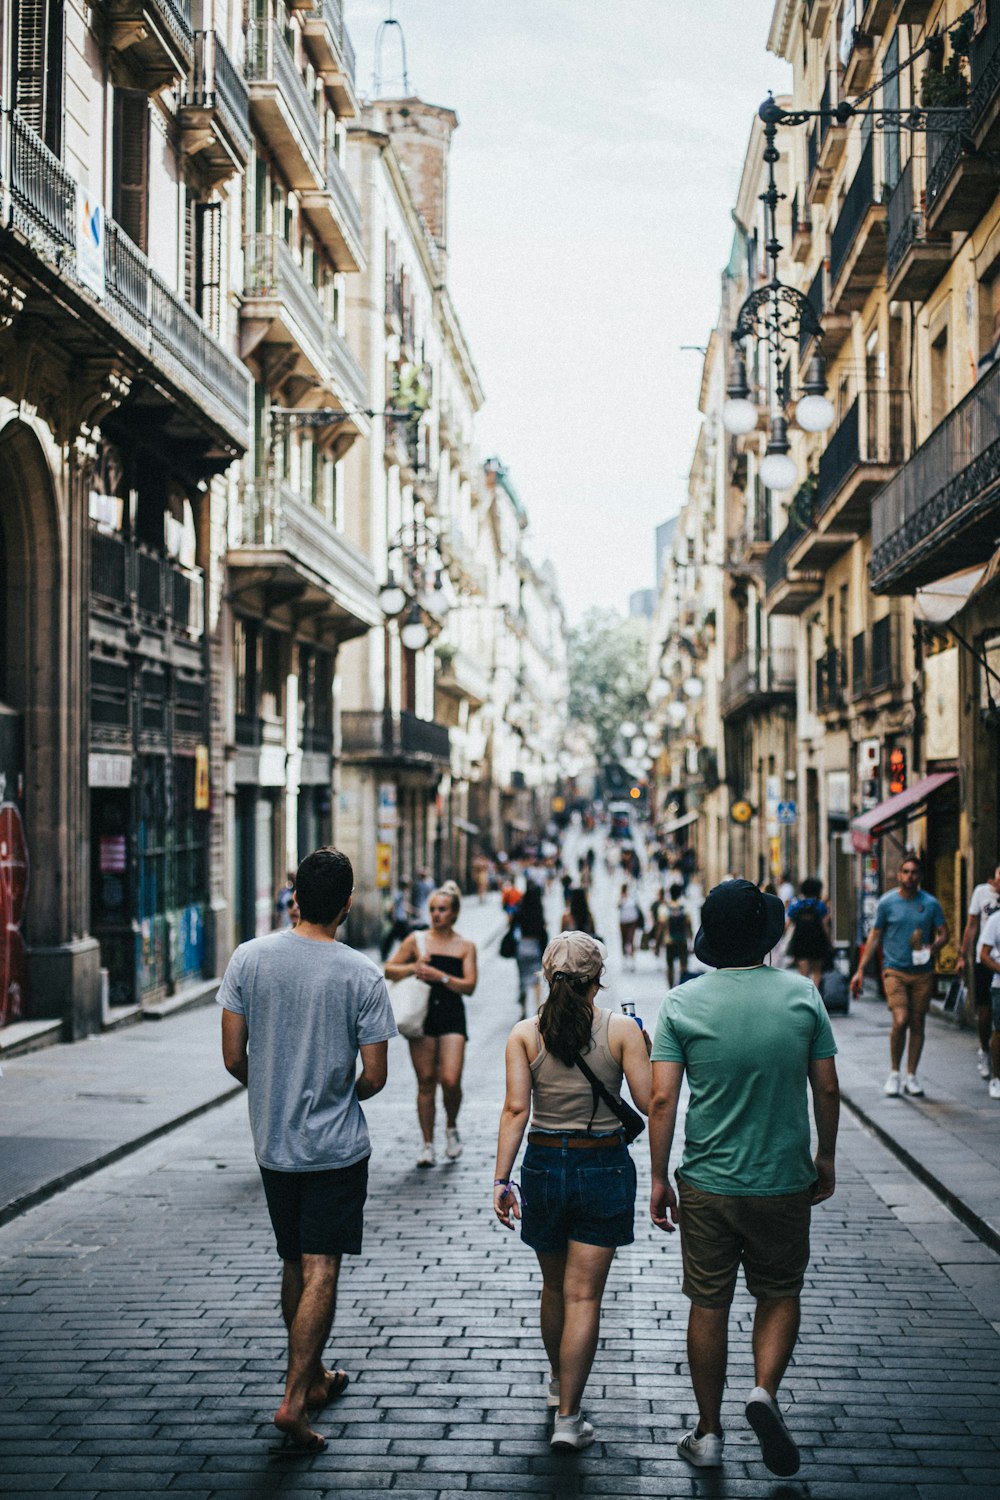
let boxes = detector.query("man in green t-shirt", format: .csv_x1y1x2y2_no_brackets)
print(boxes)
649,879,840,1479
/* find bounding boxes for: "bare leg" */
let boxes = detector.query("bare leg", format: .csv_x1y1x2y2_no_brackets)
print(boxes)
991,1023,1000,1078
437,1033,466,1128
810,962,824,990
888,1008,908,1071
796,959,811,979
535,1250,567,1377
556,1241,616,1416
274,1253,341,1448
686,1303,729,1436
977,1003,992,1052
409,1036,439,1142
751,1295,801,1396
280,1261,346,1408
906,1010,926,1075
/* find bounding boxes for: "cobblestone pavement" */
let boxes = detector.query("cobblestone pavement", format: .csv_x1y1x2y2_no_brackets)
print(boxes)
1,846,999,1497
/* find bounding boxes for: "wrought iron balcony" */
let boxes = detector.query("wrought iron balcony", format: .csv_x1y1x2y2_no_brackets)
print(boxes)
245,19,324,190
340,709,451,769
828,135,885,311
720,646,796,719
763,518,823,616
5,112,250,450
814,390,905,526
180,30,251,183
96,0,193,90
848,619,906,703
231,479,380,639
90,527,204,640
240,232,327,380
302,0,358,116
325,320,367,412
886,156,951,303
870,359,1000,593
925,12,1000,231
300,145,365,273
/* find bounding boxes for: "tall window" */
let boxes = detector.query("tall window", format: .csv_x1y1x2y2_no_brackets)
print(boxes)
113,89,150,252
187,199,222,331
13,0,63,154
882,31,900,196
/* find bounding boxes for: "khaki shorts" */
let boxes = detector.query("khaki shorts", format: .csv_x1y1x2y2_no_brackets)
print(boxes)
883,968,934,1016
677,1177,812,1308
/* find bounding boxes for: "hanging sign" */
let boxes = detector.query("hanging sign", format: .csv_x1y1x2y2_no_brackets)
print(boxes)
77,194,105,300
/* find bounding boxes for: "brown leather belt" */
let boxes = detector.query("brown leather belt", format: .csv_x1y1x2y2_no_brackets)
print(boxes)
528,1132,624,1150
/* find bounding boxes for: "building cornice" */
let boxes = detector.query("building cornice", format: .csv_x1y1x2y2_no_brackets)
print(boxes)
767,0,798,60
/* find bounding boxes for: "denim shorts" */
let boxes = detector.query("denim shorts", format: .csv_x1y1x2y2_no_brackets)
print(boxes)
519,1138,636,1253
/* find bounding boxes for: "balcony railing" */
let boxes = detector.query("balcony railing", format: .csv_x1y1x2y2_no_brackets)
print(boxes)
245,18,322,173
815,391,905,519
5,111,250,444
305,0,356,85
764,519,809,596
186,30,251,159
829,134,876,289
90,528,204,640
323,146,363,252
871,359,1000,589
240,479,377,603
243,232,327,358
927,15,1000,214
800,263,824,359
326,322,367,410
719,646,796,717
340,709,450,766
886,155,916,283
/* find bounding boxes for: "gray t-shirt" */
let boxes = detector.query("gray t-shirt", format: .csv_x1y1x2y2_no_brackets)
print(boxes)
217,931,397,1172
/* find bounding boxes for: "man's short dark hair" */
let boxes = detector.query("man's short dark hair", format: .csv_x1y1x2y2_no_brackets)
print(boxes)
294,848,353,924
670,883,683,899
800,877,822,899
900,856,922,873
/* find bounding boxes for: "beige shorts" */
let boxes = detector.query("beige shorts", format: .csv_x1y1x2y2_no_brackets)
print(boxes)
883,968,934,1016
677,1177,812,1308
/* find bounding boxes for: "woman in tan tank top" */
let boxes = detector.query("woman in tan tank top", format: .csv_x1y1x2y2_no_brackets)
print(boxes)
492,932,651,1452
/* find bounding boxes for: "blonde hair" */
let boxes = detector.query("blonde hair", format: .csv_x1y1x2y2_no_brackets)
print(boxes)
433,882,462,916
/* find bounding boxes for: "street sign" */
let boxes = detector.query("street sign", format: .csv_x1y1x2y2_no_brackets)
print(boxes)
731,799,754,824
776,800,797,824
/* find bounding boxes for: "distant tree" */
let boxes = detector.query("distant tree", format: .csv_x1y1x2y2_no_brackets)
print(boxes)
567,608,649,766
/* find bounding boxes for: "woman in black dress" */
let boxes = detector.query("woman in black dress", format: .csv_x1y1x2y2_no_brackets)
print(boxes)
386,885,478,1169
784,877,833,989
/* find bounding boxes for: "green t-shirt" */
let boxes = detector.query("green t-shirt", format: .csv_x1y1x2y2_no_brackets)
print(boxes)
650,966,837,1197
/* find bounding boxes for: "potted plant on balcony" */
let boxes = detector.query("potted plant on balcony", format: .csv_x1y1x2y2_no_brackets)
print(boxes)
920,22,971,109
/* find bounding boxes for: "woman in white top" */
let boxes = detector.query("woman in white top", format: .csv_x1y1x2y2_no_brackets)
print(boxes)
493,933,651,1451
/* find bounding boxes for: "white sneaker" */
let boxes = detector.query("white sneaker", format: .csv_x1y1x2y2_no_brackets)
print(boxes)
551,1412,594,1450
977,1049,991,1079
904,1073,924,1097
884,1070,901,1097
444,1127,463,1160
547,1375,560,1409
416,1140,435,1168
745,1386,800,1477
677,1428,724,1468
989,1078,1000,1099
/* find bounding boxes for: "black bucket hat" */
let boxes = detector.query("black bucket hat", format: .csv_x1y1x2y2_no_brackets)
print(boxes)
693,879,786,968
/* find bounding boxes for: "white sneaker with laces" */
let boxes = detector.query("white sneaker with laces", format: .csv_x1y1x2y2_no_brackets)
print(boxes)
884,1070,901,1097
989,1078,1000,1099
416,1140,436,1168
550,1413,594,1450
445,1127,463,1160
677,1428,723,1468
904,1073,924,1097
977,1049,991,1079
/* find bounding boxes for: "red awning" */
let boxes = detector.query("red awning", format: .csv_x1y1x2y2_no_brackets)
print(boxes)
850,771,958,854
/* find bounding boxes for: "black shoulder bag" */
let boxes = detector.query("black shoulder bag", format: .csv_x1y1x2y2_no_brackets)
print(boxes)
574,1054,645,1144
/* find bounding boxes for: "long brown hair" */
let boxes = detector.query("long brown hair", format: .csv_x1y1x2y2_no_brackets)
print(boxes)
539,972,598,1066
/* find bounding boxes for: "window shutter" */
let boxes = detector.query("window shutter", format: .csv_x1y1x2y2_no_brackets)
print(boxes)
14,0,62,152
113,89,150,253
194,201,222,332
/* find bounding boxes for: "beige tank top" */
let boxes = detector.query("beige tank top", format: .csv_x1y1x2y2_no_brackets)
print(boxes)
529,1007,624,1134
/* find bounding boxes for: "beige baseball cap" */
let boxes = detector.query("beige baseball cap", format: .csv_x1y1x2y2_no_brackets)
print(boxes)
542,931,607,982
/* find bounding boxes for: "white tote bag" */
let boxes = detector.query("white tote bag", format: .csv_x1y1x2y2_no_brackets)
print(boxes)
388,931,431,1039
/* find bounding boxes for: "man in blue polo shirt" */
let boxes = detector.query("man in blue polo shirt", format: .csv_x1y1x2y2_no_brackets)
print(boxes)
850,856,948,1098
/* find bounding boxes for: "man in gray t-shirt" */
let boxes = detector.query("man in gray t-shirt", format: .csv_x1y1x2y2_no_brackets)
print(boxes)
220,847,396,1453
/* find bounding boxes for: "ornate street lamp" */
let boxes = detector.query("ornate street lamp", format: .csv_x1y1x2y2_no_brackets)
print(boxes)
378,516,449,644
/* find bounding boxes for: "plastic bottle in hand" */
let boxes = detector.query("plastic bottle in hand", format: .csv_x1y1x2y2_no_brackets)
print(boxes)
621,1000,643,1030
911,925,931,967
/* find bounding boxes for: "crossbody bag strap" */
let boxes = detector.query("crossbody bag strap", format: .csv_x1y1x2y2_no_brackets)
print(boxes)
574,1052,624,1127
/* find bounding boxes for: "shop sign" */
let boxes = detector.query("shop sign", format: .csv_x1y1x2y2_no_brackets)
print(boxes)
375,841,392,889
88,753,132,789
194,745,210,811
827,770,851,818
378,782,397,833
777,800,797,824
77,194,105,300
730,799,754,824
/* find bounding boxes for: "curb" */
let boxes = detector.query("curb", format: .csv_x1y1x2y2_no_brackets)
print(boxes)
0,1083,245,1231
839,1086,1000,1258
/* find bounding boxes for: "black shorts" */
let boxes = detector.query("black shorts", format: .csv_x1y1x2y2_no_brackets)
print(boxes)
423,989,467,1038
975,963,994,1009
259,1157,369,1260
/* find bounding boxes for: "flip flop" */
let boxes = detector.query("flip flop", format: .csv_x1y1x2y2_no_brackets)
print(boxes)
311,1369,349,1410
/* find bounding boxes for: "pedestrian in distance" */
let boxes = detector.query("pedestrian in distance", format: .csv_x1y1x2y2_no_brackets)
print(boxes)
385,884,478,1168
618,882,642,970
958,862,1000,1081
218,847,396,1453
493,933,651,1451
380,880,414,961
561,885,596,937
510,882,549,1015
275,870,297,929
850,856,948,1097
412,866,435,926
976,903,1000,1099
649,879,840,1476
785,877,833,991
664,883,691,988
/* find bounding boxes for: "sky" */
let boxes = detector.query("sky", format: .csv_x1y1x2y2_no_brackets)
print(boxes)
347,1,791,621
